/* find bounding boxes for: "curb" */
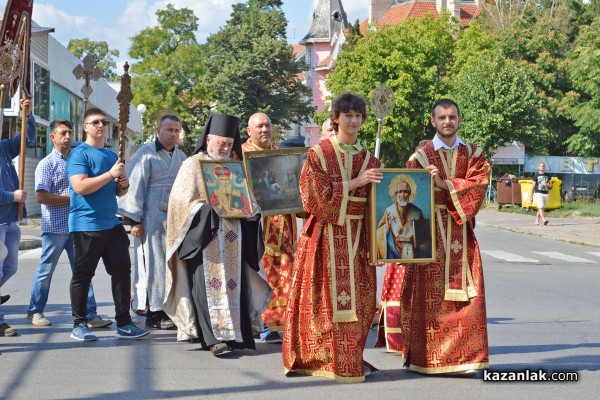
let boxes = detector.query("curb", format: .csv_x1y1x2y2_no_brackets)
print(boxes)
19,236,42,250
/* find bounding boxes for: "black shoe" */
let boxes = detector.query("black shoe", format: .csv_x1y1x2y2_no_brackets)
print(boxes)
0,295,9,305
145,311,176,330
210,342,232,357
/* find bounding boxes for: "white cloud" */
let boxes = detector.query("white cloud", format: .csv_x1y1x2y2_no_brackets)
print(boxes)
342,0,369,23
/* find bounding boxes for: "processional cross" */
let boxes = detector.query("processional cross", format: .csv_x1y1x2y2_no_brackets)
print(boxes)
73,53,101,140
370,84,395,159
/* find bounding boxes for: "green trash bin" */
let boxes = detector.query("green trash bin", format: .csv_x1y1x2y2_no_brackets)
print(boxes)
519,177,562,210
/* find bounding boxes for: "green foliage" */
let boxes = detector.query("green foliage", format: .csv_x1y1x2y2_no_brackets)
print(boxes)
343,19,363,52
450,53,547,157
327,14,457,167
128,4,210,145
67,39,120,81
565,17,600,155
204,0,313,134
478,0,600,157
451,22,498,74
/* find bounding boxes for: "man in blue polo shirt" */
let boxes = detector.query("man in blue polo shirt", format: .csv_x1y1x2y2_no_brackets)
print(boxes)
67,107,149,341
26,119,112,328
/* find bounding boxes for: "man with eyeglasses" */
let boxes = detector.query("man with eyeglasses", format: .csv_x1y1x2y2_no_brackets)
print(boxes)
117,114,186,330
67,108,149,341
25,119,112,329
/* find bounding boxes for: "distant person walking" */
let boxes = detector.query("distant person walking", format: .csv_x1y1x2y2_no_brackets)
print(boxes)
529,162,553,226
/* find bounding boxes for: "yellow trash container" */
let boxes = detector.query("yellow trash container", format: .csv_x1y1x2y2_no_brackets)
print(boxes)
518,177,562,210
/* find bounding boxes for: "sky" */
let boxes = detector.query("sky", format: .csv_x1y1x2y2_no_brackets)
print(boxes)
2,0,369,73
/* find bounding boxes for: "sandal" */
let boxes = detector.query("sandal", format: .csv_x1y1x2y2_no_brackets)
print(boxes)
210,342,232,357
0,322,18,337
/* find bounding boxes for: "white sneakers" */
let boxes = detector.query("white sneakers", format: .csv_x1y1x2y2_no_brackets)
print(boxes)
27,313,52,326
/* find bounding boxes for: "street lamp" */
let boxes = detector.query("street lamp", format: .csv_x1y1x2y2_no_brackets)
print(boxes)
136,103,146,143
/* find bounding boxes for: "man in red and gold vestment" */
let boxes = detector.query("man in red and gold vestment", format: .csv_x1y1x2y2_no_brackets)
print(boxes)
242,112,297,343
381,98,490,376
282,93,382,383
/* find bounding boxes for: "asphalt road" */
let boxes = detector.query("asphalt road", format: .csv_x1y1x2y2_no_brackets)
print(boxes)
1,223,598,400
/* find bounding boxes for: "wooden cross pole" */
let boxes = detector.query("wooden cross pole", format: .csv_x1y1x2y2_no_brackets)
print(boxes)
116,62,132,168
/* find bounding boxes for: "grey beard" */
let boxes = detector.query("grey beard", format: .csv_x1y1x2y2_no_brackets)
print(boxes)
398,199,408,207
206,149,231,161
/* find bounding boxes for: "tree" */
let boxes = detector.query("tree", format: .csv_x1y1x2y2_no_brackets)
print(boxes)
203,0,313,133
450,22,548,156
129,4,210,146
342,19,363,52
478,0,600,156
565,17,600,156
326,14,457,166
67,39,120,81
450,54,548,157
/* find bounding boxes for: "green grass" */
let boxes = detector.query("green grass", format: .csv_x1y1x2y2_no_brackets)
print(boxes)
491,200,600,217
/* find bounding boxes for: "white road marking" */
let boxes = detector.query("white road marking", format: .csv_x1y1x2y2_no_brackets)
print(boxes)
532,251,596,263
481,250,540,263
18,248,42,260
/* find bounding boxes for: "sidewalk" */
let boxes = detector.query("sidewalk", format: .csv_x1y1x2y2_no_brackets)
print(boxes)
17,217,42,250
476,206,600,248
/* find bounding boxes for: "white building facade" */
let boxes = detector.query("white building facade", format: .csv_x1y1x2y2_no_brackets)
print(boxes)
2,23,142,216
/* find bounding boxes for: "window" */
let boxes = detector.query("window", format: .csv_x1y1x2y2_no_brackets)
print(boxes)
33,63,50,120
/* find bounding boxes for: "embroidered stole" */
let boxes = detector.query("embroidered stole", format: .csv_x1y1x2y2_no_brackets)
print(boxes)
313,142,370,322
412,147,477,301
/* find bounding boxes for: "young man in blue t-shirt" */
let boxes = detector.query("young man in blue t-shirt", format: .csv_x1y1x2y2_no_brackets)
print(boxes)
67,107,149,341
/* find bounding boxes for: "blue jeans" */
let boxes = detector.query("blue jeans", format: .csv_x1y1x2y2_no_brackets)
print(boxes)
0,222,21,324
28,233,97,319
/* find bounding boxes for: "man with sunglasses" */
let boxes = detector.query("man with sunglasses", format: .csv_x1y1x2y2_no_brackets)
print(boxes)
26,119,112,329
117,114,186,330
67,108,149,341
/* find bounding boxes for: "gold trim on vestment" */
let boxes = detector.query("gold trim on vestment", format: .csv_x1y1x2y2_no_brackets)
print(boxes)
263,215,286,256
318,143,372,323
294,369,366,384
408,362,489,375
348,196,367,202
268,298,287,307
447,180,468,225
413,149,429,169
345,214,363,220
434,149,475,302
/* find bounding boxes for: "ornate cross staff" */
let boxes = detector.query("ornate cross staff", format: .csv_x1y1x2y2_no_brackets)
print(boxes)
116,62,133,168
73,53,101,141
1,0,34,222
370,84,395,159
0,40,22,128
